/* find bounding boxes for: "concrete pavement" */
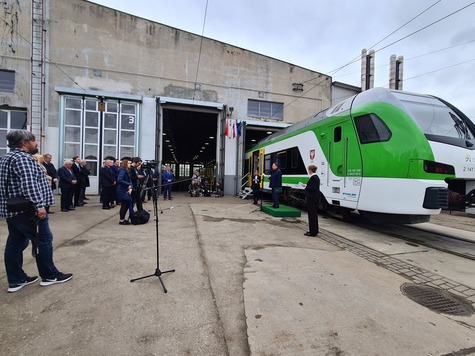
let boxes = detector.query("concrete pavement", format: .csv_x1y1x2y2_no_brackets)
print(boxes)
0,194,474,355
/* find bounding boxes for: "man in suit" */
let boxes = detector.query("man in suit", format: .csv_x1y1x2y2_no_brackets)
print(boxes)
268,163,282,208
99,159,116,210
42,153,59,214
110,158,120,205
42,154,59,191
58,160,77,212
77,159,90,205
162,164,174,200
71,156,83,206
129,157,144,211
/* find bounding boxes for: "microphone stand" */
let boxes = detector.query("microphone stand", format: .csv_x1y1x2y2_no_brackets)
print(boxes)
130,186,175,293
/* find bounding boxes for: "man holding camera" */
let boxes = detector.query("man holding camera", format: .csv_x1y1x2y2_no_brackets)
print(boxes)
129,157,144,211
0,130,72,293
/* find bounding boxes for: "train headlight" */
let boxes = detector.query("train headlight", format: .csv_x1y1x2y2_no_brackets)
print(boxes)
423,160,455,175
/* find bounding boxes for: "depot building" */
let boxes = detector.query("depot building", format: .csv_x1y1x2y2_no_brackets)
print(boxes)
1,0,341,195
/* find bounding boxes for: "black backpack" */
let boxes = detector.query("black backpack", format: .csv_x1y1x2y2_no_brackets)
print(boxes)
130,209,150,225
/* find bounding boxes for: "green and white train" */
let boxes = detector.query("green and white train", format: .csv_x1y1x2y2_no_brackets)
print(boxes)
245,87,475,224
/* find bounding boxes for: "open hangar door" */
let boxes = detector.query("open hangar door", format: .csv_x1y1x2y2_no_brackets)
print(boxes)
238,120,289,189
156,97,224,192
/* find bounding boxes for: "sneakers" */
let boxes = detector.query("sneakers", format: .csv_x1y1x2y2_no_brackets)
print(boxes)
119,220,130,225
7,276,39,293
40,272,73,287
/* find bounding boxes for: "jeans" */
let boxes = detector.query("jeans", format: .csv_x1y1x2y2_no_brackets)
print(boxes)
5,212,59,285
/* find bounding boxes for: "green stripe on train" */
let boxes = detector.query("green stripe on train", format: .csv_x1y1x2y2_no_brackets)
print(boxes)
252,102,448,181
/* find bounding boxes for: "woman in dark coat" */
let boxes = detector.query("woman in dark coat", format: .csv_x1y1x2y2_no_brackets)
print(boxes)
251,169,261,204
116,159,133,225
303,165,320,236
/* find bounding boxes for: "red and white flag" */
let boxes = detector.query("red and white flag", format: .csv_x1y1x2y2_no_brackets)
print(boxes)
224,119,229,137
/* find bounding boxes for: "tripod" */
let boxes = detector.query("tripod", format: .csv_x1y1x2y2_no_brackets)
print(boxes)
130,186,175,293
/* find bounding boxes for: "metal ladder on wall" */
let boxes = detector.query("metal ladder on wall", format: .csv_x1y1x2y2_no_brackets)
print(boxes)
31,0,45,146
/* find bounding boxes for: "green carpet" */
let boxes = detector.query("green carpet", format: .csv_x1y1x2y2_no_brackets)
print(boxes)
261,204,301,218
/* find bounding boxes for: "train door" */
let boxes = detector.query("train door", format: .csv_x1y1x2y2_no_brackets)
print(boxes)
247,149,263,186
330,125,345,182
327,120,362,206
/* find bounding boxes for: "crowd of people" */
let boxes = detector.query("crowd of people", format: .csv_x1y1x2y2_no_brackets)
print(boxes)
0,129,321,294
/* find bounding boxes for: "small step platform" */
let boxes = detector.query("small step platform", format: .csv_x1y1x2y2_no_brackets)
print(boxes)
261,204,301,218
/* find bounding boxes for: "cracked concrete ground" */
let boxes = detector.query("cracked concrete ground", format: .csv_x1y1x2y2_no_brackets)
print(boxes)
1,195,474,355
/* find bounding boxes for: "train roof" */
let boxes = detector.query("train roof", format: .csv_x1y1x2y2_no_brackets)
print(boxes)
248,87,474,152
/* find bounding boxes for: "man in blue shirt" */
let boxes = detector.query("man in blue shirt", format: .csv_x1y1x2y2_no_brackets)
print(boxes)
0,130,72,293
162,164,174,200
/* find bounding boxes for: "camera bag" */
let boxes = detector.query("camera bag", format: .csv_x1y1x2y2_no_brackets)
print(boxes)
130,209,150,225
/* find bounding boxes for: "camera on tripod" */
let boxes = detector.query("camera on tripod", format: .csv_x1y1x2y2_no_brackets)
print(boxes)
141,160,158,169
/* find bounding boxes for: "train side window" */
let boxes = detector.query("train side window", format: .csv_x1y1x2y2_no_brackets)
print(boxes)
334,126,342,142
264,154,271,174
354,114,392,144
291,147,299,169
277,150,287,169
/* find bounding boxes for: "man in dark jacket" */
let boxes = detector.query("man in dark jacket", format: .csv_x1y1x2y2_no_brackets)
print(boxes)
71,156,83,206
58,160,77,212
129,157,144,211
77,159,90,205
42,153,59,213
99,159,116,210
268,163,282,208
42,154,59,191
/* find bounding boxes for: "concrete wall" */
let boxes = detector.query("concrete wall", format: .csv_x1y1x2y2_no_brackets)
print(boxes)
2,0,332,195
0,1,31,109
45,0,330,119
331,82,361,106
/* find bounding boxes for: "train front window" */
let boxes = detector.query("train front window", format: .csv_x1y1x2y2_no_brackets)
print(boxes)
354,114,391,144
397,94,474,140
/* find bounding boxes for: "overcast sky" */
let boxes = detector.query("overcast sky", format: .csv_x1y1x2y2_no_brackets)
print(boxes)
89,0,475,119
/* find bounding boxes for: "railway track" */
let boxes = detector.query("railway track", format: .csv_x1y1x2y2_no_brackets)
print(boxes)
280,198,475,260
348,217,475,261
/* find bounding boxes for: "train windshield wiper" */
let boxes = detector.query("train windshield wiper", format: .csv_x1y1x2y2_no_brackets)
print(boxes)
450,112,471,140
